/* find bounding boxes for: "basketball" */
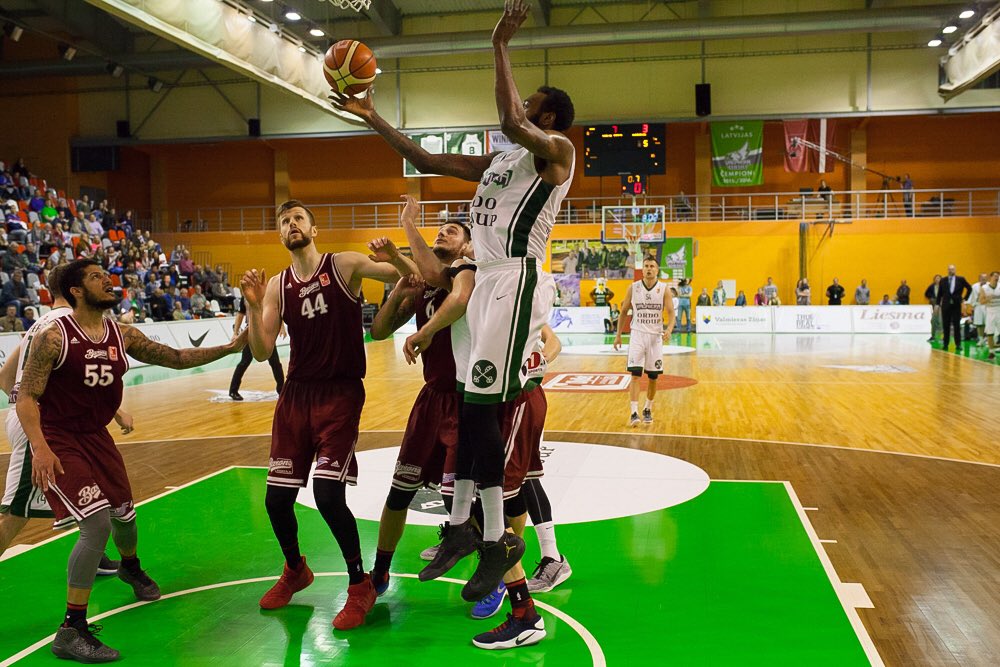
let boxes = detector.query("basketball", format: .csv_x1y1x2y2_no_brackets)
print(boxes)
323,40,377,96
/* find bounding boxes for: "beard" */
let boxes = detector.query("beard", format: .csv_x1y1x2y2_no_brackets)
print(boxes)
84,291,119,310
432,245,452,260
282,233,312,251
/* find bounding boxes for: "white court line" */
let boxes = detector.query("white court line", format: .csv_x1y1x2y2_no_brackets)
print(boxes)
820,539,838,544
0,573,606,667
555,429,1000,469
782,481,884,667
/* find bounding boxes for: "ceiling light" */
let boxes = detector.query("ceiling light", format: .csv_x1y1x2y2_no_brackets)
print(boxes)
3,22,23,42
147,77,163,93
942,25,957,34
269,22,280,33
106,62,124,77
285,10,301,21
58,43,77,61
247,14,257,22
309,28,325,37
298,45,306,52
927,38,942,47
959,10,975,19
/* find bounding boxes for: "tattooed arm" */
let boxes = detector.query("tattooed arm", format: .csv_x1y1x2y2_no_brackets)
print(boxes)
370,276,422,341
15,324,64,491
121,324,245,369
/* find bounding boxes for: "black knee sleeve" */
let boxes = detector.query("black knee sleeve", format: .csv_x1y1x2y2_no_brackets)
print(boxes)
462,402,505,489
265,485,299,548
522,478,553,525
630,368,643,377
646,371,661,380
385,487,417,512
504,492,526,519
313,478,361,560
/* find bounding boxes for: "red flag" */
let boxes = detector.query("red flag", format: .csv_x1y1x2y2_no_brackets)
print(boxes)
784,120,809,172
784,119,838,173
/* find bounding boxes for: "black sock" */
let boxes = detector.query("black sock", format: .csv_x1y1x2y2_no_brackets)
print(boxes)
373,549,393,576
64,603,87,627
120,555,141,574
345,554,364,585
281,543,302,570
507,578,535,619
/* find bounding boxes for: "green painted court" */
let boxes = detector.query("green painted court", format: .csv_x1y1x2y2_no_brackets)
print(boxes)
0,467,873,665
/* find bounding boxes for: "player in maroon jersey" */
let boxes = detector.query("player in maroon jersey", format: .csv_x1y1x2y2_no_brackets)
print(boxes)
17,259,246,663
365,197,472,596
240,200,401,631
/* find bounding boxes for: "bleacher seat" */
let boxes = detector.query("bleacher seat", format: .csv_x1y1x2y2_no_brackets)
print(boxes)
0,272,8,285
26,273,39,288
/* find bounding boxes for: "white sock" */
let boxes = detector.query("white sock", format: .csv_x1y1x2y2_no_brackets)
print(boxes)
630,401,639,414
450,479,474,525
534,521,559,561
480,486,505,543
644,398,654,410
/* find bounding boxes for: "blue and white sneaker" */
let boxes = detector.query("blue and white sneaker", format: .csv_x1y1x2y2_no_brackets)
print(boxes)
370,570,390,596
471,581,507,619
472,612,546,650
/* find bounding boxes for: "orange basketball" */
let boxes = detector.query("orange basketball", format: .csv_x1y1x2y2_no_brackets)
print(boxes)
323,40,377,96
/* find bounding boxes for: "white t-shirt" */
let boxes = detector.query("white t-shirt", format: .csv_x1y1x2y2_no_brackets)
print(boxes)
982,283,1000,311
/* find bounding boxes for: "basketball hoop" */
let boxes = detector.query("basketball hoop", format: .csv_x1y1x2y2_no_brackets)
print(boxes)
623,221,659,270
327,0,371,10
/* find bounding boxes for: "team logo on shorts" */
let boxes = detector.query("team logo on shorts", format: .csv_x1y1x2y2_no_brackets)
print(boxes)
655,359,663,370
394,462,422,480
472,360,497,388
78,485,102,507
269,457,294,474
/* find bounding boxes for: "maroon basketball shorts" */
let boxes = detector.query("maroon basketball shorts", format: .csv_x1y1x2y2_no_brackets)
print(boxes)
393,384,460,493
501,385,548,499
40,427,135,523
268,378,365,488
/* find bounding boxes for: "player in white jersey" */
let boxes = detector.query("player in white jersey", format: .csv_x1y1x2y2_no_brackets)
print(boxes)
980,271,1000,360
0,264,129,566
334,1,575,650
614,256,676,426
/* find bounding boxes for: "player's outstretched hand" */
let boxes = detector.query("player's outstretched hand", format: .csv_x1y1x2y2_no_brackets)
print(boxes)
368,237,400,264
241,269,267,308
398,273,425,299
114,410,134,435
31,446,63,492
613,334,622,351
231,328,249,352
403,328,433,365
493,0,530,46
400,195,420,226
329,89,375,122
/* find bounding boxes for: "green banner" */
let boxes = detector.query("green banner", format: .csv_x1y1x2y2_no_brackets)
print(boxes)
711,121,764,187
660,237,693,279
403,131,487,177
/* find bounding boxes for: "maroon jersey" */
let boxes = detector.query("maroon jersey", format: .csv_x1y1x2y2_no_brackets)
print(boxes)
279,253,365,382
40,315,128,434
414,286,457,391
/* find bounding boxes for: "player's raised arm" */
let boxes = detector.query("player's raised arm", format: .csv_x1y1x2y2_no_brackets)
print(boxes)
242,270,282,361
14,324,64,491
121,323,244,369
367,234,418,278
399,196,453,290
371,275,422,341
492,1,574,182
331,91,494,182
337,250,404,298
403,263,476,364
613,284,634,350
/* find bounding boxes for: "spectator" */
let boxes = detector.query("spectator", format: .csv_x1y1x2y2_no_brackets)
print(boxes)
896,279,911,305
178,250,195,279
189,284,213,318
980,271,999,360
734,290,747,306
11,157,31,181
796,279,811,305
5,207,27,243
121,210,134,236
817,178,832,202
754,287,767,306
879,294,892,305
697,288,711,306
149,288,171,321
69,213,85,234
939,264,972,351
763,276,778,303
712,280,727,306
0,304,24,332
604,303,620,335
1,269,32,313
902,173,914,217
855,279,871,305
28,192,45,213
826,278,845,305
676,278,692,332
768,293,782,306
177,287,191,312
211,277,236,312
85,213,104,237
20,305,36,329
967,273,988,346
171,301,189,321
22,242,41,274
2,242,27,274
925,274,943,343
76,194,92,216
40,200,57,224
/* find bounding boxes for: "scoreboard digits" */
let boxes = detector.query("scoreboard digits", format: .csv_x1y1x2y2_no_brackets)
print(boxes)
584,123,665,177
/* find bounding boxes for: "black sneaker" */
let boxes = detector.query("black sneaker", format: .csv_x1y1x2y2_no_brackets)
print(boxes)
51,621,120,663
418,519,480,582
118,564,161,601
472,612,546,650
229,391,244,401
642,407,653,424
462,532,525,602
629,412,640,427
96,554,120,576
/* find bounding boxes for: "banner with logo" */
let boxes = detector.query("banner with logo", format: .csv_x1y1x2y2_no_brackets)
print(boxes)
696,306,773,333
404,131,487,177
852,305,931,333
773,306,853,333
548,307,610,333
553,273,581,307
167,319,233,350
0,333,21,367
711,121,764,186
783,119,838,173
660,237,693,279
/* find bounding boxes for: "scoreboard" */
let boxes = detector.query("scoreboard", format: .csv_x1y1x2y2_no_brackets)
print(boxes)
584,123,665,177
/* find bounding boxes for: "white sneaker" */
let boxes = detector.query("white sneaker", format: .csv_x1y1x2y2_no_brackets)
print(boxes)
526,555,572,593
419,543,441,562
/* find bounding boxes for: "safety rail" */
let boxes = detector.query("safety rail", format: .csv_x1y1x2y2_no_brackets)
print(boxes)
147,187,1000,233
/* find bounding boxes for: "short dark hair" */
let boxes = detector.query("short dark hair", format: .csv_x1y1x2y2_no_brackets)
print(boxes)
276,200,315,227
643,256,659,266
60,259,101,308
537,86,575,132
47,263,68,300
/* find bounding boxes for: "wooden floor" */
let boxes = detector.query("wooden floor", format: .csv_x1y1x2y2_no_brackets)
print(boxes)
3,332,999,665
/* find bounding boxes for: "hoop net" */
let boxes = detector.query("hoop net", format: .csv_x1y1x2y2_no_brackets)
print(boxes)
623,222,660,269
327,0,371,10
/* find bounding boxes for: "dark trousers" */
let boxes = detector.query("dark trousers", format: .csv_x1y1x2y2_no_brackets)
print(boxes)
230,346,284,393
941,304,962,350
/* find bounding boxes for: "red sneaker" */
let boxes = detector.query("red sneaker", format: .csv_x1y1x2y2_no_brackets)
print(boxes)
259,557,314,609
332,575,376,630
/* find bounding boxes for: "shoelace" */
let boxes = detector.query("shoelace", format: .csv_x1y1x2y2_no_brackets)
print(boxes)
533,557,555,578
78,623,105,648
490,613,515,635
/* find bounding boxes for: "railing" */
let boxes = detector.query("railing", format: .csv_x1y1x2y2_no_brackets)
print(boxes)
146,187,1000,233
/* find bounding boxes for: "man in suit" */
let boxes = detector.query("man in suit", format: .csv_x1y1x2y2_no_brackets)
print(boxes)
939,264,972,351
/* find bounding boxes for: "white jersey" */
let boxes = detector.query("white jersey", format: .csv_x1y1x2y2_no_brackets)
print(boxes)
983,283,1000,310
11,306,71,397
630,280,667,335
468,146,575,264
